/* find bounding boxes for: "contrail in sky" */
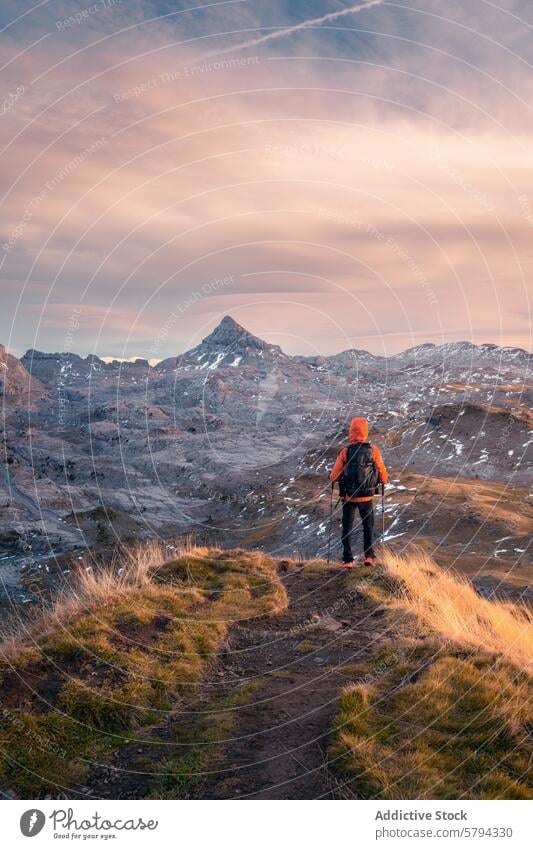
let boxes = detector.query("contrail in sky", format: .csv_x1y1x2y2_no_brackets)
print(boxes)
197,0,386,60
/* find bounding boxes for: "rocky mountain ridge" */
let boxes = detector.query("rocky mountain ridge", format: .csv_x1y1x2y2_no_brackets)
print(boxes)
14,317,531,386
0,316,531,605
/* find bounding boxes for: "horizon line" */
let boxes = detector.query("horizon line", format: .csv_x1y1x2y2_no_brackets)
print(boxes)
3,315,531,363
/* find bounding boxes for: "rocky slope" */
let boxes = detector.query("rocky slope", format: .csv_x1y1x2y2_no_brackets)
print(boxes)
1,317,531,602
0,344,46,403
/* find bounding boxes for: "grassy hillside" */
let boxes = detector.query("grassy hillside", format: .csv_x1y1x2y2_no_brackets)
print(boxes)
0,541,531,799
331,549,532,799
0,542,286,797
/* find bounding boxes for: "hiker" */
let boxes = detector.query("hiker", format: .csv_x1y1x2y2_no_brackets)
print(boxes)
330,417,388,568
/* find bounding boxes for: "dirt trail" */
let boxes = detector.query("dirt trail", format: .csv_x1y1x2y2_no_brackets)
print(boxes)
198,564,385,799
85,563,387,800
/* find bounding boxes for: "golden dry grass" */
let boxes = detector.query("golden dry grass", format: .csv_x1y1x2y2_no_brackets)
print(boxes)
333,651,533,799
0,542,287,796
331,547,533,799
0,538,213,657
380,547,532,674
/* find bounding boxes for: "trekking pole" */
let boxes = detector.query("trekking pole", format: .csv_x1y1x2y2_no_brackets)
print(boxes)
327,482,334,563
381,483,385,561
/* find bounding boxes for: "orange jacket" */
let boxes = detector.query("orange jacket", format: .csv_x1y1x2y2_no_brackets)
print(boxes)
330,417,388,502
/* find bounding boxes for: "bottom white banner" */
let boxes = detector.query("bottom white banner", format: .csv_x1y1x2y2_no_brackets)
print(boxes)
3,799,530,848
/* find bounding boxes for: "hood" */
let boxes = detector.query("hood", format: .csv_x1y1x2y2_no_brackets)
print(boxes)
349,417,369,443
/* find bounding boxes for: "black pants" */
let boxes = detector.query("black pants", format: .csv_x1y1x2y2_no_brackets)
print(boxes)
341,500,375,562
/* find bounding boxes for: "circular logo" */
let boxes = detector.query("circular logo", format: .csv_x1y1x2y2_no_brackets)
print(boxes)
20,809,46,837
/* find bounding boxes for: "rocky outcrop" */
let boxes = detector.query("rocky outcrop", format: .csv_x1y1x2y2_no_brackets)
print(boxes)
0,318,531,559
157,315,287,372
0,344,46,402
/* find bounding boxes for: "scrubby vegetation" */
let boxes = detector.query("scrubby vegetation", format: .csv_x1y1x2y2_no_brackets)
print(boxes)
331,548,533,800
1,542,531,800
0,542,286,797
380,547,532,673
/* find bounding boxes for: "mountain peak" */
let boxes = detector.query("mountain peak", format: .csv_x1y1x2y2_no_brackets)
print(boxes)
220,315,244,331
201,315,271,352
0,344,46,400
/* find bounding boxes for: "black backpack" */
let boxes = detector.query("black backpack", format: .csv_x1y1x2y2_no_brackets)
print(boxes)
340,442,379,498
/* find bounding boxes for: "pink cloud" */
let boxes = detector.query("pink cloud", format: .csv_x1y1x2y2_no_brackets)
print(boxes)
1,8,531,357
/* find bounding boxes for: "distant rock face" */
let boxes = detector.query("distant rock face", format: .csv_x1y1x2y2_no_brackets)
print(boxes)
157,315,286,372
302,348,385,378
391,341,530,369
0,344,45,401
0,317,531,558
21,349,105,385
21,349,152,387
387,401,532,481
201,315,269,350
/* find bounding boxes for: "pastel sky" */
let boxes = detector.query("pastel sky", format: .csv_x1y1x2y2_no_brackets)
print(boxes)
1,0,532,358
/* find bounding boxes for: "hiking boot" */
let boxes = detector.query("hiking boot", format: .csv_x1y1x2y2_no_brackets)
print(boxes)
363,556,376,567
342,561,354,569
